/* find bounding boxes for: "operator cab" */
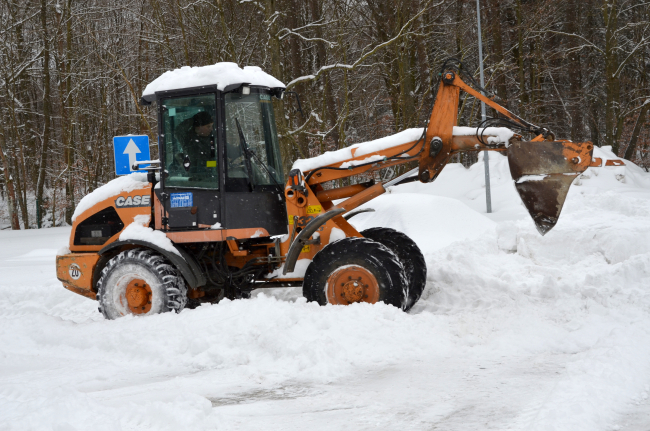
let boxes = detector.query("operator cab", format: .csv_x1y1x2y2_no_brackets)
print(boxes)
141,64,288,236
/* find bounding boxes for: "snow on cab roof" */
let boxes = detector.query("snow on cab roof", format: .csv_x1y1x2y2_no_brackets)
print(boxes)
142,63,285,100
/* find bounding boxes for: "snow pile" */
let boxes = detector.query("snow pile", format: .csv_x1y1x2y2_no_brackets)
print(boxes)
71,173,149,222
142,63,285,97
351,193,495,253
119,214,181,256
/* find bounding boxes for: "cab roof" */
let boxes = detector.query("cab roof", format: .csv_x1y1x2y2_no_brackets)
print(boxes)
141,63,285,102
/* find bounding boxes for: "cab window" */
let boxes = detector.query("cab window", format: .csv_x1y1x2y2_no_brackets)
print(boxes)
161,94,218,189
224,91,284,191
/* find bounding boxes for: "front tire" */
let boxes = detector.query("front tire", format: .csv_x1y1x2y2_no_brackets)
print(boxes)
360,227,427,311
302,237,407,309
97,248,187,320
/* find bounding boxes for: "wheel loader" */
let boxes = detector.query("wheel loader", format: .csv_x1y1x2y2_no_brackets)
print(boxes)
55,60,593,319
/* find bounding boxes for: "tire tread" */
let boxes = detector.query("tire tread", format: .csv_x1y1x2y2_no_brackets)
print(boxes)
360,227,426,311
96,248,187,319
303,237,408,309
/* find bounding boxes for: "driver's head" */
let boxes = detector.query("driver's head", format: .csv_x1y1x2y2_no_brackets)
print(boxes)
193,111,213,137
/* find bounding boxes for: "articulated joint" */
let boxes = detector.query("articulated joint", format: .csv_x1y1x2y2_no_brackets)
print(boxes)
429,137,443,158
442,71,456,85
286,169,308,196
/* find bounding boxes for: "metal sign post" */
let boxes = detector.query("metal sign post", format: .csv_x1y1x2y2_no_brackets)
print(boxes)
476,0,492,213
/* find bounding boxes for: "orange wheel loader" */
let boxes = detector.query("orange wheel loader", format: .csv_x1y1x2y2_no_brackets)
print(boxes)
55,60,593,319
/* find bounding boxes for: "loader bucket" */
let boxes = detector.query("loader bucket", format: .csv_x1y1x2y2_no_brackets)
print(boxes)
507,140,593,235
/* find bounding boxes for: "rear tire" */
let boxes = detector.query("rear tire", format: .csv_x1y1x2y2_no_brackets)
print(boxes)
97,248,188,320
360,227,427,311
302,237,407,309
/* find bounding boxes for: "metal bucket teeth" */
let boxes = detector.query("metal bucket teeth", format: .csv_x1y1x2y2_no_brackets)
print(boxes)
508,140,593,235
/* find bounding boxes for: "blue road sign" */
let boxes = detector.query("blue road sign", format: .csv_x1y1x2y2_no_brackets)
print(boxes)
113,135,151,175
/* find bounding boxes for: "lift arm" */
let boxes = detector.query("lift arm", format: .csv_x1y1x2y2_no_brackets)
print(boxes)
286,68,592,237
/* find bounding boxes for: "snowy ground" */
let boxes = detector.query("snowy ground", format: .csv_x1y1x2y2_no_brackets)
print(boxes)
2,147,650,430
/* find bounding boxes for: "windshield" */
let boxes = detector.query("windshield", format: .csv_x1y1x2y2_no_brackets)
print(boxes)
161,94,218,189
224,91,283,189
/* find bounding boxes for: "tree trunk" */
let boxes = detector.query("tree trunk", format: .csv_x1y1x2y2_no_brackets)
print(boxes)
36,0,52,228
565,0,584,142
488,0,507,104
513,0,527,117
603,0,620,153
63,0,75,225
0,128,21,230
623,103,649,160
397,2,416,130
309,0,339,150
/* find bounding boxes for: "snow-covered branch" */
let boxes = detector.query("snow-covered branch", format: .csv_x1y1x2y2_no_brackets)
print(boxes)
285,0,438,90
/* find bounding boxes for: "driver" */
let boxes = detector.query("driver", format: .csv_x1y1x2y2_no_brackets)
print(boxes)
175,111,216,173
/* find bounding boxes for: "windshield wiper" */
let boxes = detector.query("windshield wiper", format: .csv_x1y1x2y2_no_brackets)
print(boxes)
234,118,283,189
235,118,255,190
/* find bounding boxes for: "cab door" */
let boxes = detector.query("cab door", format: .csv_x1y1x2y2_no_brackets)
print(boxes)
156,92,222,230
221,89,288,236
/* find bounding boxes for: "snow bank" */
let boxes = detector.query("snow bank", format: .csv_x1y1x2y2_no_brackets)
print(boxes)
119,214,181,256
71,173,149,222
142,63,285,97
349,193,496,253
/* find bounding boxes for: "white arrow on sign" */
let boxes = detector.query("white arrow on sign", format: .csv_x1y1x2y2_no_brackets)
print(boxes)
123,139,141,171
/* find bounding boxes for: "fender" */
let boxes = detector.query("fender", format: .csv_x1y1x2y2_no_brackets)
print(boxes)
283,208,346,275
99,240,207,288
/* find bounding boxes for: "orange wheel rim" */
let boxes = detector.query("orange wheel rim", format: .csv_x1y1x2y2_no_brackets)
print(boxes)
326,265,380,305
122,278,153,314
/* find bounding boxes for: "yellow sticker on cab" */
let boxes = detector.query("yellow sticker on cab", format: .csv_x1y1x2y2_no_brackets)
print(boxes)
307,205,322,215
301,245,311,253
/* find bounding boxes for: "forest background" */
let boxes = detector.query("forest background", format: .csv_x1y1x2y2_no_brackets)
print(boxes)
0,0,648,229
